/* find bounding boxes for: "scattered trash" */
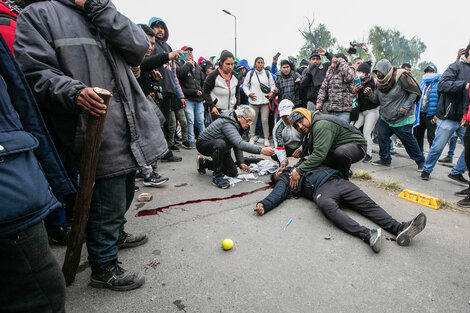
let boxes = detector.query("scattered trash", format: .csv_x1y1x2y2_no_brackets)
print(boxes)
138,193,153,202
324,237,331,240
284,218,293,230
249,160,279,175
174,183,188,188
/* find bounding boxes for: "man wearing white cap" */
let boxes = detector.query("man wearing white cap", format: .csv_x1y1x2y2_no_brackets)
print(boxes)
272,99,304,167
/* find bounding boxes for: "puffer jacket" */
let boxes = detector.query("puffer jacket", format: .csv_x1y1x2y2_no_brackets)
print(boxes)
316,58,355,112
0,35,75,238
196,110,261,164
202,69,240,112
14,0,168,179
414,72,441,125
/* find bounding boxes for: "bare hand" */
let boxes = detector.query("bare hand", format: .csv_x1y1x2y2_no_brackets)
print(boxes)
295,78,301,83
181,99,186,109
197,90,202,96
249,93,257,101
457,49,466,62
433,116,438,124
280,161,288,169
267,92,274,100
254,203,265,216
168,50,183,61
152,70,162,81
74,0,86,8
399,108,408,115
240,163,251,173
361,43,368,52
466,82,470,90
261,147,275,156
292,149,302,158
354,85,363,93
462,119,468,128
289,170,300,189
211,107,220,115
316,47,326,56
364,87,372,96
76,87,106,116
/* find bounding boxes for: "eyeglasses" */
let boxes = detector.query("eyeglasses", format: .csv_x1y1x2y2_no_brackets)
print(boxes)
241,116,253,125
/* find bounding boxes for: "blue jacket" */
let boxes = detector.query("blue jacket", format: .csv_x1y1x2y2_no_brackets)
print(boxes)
0,35,75,238
414,72,441,125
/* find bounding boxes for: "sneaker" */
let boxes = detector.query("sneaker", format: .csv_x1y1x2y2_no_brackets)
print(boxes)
448,173,469,184
396,212,426,246
181,141,193,150
161,152,182,162
390,149,397,155
421,171,430,181
48,226,68,246
212,175,230,189
135,170,146,181
143,173,169,187
196,155,206,174
189,142,196,148
253,136,259,142
371,159,390,167
417,162,424,172
257,137,265,144
455,187,470,197
249,138,255,145
169,145,180,151
363,154,372,163
438,156,453,163
90,261,145,291
264,139,270,147
117,231,148,249
457,196,470,208
368,228,383,253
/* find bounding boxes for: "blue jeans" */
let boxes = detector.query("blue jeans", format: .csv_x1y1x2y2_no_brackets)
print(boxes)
86,172,135,273
423,119,466,174
185,100,205,143
447,132,458,158
328,111,350,123
377,119,425,164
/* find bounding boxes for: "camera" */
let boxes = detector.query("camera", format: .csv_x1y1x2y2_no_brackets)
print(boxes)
350,42,362,47
151,83,163,100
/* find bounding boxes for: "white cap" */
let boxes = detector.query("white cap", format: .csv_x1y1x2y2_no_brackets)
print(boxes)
278,99,295,117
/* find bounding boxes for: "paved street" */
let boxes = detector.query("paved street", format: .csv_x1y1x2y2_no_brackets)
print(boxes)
54,141,470,313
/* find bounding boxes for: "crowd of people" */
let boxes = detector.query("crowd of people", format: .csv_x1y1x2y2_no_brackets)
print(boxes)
1,0,470,311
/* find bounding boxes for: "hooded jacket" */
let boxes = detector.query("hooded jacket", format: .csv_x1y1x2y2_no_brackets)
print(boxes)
14,0,168,179
176,59,205,102
415,65,441,125
300,52,333,103
197,110,262,164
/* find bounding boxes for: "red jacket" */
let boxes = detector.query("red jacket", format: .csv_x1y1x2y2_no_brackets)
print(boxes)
0,1,18,55
464,89,470,123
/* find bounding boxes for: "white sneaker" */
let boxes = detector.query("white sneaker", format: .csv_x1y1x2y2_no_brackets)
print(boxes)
264,139,270,147
249,138,255,145
253,136,259,142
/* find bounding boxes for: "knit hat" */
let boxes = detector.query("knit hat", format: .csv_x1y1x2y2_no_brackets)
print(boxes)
299,59,309,68
290,108,312,127
423,64,437,73
309,51,320,60
200,60,213,73
278,99,295,117
357,61,372,74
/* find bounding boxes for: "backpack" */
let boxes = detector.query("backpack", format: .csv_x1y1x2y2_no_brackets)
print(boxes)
0,1,18,55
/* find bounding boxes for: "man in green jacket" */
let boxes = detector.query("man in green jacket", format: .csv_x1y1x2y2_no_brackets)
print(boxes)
289,108,366,189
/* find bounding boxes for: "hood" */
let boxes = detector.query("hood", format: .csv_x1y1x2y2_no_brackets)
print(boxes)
423,64,438,73
237,59,250,71
422,73,441,84
374,59,392,76
148,17,169,42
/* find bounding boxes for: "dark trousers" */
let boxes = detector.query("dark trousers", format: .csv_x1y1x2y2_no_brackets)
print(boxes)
378,119,425,164
161,96,172,142
413,113,436,152
464,125,470,185
0,222,66,313
196,139,238,177
314,178,401,240
327,142,366,178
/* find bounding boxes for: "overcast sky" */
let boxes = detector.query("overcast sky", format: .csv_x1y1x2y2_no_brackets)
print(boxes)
113,0,468,72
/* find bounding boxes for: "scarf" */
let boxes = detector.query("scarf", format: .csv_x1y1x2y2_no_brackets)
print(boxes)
376,67,397,94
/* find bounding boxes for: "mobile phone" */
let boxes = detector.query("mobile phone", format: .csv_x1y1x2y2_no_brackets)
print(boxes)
354,78,361,86
274,52,281,58
178,51,188,61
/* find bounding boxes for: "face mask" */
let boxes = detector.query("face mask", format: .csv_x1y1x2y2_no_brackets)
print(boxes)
356,73,365,79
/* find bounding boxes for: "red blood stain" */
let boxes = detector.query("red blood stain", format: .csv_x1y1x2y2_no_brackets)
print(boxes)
136,184,273,217
385,237,396,242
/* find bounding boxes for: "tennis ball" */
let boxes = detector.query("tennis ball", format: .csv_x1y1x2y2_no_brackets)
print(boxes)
221,238,234,250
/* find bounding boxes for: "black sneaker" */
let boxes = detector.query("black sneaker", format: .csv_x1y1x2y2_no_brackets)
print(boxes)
117,231,148,249
438,156,453,163
371,159,390,167
48,226,68,246
417,162,424,172
135,170,146,181
448,173,469,184
161,152,182,162
181,141,193,150
196,155,206,174
457,196,470,208
455,187,470,197
143,173,169,187
368,228,383,253
396,212,426,246
212,176,230,189
363,154,372,163
90,261,145,291
421,171,430,181
169,145,180,151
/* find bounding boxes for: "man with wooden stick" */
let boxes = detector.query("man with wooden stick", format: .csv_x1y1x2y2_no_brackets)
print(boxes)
15,0,168,290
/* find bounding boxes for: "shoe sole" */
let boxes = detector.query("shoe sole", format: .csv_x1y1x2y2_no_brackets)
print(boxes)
370,228,383,253
212,181,230,189
143,178,169,187
455,192,470,198
90,276,145,291
161,158,182,162
117,236,149,249
448,175,469,184
371,163,390,167
396,212,426,246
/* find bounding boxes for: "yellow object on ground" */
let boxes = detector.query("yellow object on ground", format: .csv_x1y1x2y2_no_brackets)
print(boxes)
398,189,441,210
221,239,234,250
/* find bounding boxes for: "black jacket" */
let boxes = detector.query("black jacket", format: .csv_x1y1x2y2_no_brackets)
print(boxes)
137,52,170,97
436,61,470,121
300,53,333,103
357,78,378,112
176,60,205,102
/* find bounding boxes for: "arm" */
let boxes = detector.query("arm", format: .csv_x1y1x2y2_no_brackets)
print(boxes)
257,180,290,214
337,59,356,83
273,120,288,165
400,89,417,114
438,63,467,95
175,61,192,79
170,61,184,99
235,74,241,107
300,67,313,89
242,71,253,96
140,53,170,72
316,76,329,110
202,71,217,106
222,124,262,155
296,124,338,174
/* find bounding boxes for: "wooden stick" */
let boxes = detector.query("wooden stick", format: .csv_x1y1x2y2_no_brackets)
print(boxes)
62,88,112,286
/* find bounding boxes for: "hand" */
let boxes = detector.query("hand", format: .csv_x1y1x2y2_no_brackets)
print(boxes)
249,93,257,101
361,43,368,52
181,99,186,109
433,116,438,124
168,50,183,61
240,163,251,173
399,108,408,115
280,161,288,169
267,92,274,100
288,56,294,61
211,106,220,115
354,85,363,93
289,170,300,189
462,119,468,128
74,0,86,8
152,70,162,81
363,87,372,96
261,147,275,156
254,203,265,216
466,82,470,90
316,47,326,56
295,78,301,83
76,87,106,116
293,149,302,158
197,90,202,96
149,92,156,100
457,49,466,62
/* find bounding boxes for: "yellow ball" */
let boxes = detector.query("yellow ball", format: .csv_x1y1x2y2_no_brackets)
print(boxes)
221,238,234,250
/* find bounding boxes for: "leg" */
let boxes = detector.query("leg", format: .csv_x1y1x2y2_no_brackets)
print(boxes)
185,100,196,143
392,123,425,164
161,96,172,141
361,108,379,156
260,103,271,142
377,118,394,164
196,139,228,176
167,110,177,147
413,115,426,152
0,222,66,313
450,126,467,175
448,132,458,158
353,111,365,129
222,152,238,177
249,105,261,138
194,101,206,137
176,108,188,143
423,119,459,173
424,116,437,150
329,142,365,178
